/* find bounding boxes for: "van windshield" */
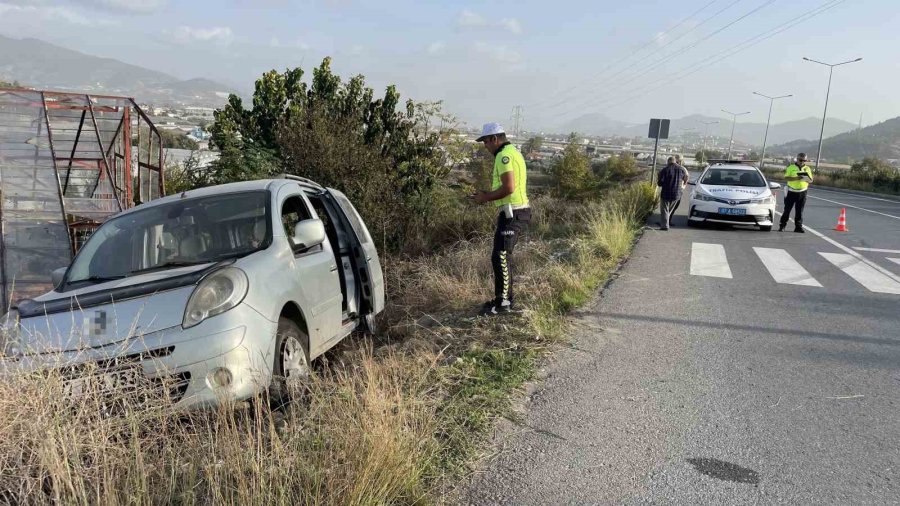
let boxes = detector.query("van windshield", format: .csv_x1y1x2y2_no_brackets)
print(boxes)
65,191,270,287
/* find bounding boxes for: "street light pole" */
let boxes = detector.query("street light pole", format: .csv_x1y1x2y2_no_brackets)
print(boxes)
803,56,862,171
699,120,718,164
752,92,792,172
722,109,750,160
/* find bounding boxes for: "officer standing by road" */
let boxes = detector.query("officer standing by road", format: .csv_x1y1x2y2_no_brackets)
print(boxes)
472,123,531,316
779,152,814,233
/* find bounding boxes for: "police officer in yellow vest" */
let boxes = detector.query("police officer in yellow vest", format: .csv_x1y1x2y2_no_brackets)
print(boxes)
473,122,531,316
779,152,814,233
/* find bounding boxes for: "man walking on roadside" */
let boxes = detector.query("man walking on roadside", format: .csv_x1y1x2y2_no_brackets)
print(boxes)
779,152,814,233
472,122,531,316
672,154,689,212
657,156,689,230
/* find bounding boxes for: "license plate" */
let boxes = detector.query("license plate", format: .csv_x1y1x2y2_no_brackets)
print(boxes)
63,367,143,399
718,208,747,216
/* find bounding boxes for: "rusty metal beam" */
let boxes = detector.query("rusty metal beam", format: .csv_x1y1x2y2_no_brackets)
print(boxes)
63,110,87,194
86,96,121,211
41,91,75,257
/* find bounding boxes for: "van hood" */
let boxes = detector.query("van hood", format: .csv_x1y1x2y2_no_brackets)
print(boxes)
12,263,222,355
698,184,770,201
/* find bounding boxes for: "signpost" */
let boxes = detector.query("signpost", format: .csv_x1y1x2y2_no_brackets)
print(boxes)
648,118,670,183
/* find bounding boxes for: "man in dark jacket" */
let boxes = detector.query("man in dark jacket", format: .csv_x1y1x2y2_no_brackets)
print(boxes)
657,156,689,230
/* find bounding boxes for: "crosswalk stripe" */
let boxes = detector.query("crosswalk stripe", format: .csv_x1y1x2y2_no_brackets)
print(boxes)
888,258,900,267
753,247,822,287
819,253,900,295
690,243,732,279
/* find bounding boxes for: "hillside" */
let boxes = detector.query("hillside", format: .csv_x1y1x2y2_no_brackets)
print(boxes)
772,116,900,163
0,34,236,106
554,113,856,146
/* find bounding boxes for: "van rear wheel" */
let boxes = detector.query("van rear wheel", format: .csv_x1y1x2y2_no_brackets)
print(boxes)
270,317,310,408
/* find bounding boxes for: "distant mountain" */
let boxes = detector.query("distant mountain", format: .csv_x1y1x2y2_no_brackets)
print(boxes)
771,116,900,163
554,113,636,137
0,34,236,107
553,112,856,146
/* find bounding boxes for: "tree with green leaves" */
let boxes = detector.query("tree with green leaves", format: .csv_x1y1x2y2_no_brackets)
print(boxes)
552,133,597,198
522,136,543,156
206,57,450,249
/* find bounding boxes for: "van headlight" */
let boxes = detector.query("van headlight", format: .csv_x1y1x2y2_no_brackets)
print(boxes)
183,267,249,329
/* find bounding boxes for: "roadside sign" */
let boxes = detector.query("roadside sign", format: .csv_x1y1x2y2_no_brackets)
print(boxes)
649,119,670,140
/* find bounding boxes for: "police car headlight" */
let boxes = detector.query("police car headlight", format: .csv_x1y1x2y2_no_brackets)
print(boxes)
183,267,249,329
752,196,775,204
693,193,716,201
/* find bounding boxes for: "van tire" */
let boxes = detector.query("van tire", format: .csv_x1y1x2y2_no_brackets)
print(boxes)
270,317,310,408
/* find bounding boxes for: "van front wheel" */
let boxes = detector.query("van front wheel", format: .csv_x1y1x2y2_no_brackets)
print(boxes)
270,317,310,408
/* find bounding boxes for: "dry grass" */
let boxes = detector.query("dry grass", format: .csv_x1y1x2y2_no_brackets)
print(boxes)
0,182,657,505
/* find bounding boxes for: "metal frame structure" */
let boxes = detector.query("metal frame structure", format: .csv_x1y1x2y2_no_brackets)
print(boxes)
0,87,166,308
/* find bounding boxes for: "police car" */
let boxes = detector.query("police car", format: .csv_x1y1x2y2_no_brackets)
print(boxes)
687,161,781,231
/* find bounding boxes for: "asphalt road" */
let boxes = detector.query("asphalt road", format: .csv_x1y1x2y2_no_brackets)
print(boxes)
461,183,900,505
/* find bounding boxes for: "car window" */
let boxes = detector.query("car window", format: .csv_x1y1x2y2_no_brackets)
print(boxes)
701,168,765,187
281,195,314,239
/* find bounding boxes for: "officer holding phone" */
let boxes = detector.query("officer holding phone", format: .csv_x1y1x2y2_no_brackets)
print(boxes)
779,152,814,233
472,122,530,316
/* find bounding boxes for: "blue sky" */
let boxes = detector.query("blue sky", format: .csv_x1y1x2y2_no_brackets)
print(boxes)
0,0,896,132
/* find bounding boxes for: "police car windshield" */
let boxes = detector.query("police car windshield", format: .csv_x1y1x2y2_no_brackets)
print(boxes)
700,168,766,188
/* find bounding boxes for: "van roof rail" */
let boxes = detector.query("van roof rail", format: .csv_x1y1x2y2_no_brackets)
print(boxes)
278,174,324,188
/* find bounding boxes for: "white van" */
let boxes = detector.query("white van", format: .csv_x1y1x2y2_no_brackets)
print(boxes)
1,176,384,409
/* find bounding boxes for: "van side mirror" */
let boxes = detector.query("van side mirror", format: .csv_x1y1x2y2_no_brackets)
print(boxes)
51,267,67,289
768,182,782,190
292,220,326,251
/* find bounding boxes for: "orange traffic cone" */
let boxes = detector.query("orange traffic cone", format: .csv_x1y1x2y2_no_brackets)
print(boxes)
834,208,849,232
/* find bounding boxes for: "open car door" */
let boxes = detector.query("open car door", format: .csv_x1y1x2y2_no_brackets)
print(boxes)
324,189,385,318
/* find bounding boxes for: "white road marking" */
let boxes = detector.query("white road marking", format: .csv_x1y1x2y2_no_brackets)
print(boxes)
819,253,900,295
690,243,732,279
753,247,822,287
888,258,900,267
853,247,900,254
775,210,900,285
813,186,900,204
807,195,900,221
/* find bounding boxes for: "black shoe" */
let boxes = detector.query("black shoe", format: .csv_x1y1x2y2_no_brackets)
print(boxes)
794,228,805,233
478,300,514,316
778,225,785,232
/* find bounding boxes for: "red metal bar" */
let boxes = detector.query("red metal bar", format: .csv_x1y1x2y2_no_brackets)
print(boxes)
41,91,75,256
122,107,133,207
63,110,87,193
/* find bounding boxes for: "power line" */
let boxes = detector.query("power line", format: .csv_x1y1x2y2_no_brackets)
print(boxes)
536,0,744,112
530,0,724,108
546,0,779,120
553,0,848,121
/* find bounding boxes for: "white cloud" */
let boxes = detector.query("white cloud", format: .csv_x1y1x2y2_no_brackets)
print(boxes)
474,41,521,64
427,41,446,55
76,0,168,14
270,36,311,50
172,26,234,45
500,18,522,35
0,2,105,25
458,9,486,27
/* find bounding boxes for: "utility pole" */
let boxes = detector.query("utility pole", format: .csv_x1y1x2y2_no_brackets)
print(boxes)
752,92,792,172
511,105,523,139
722,109,750,160
699,120,718,165
803,56,862,171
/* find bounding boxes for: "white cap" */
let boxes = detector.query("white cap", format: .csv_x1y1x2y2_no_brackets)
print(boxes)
476,122,505,141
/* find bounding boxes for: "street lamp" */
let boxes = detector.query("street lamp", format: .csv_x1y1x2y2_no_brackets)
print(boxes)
752,92,792,172
722,109,750,160
802,56,862,171
699,120,718,164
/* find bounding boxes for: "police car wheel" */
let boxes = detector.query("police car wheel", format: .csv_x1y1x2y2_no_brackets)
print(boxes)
760,225,772,232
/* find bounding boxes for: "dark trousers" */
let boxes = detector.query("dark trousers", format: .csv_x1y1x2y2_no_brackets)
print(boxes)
780,190,807,229
492,208,531,303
